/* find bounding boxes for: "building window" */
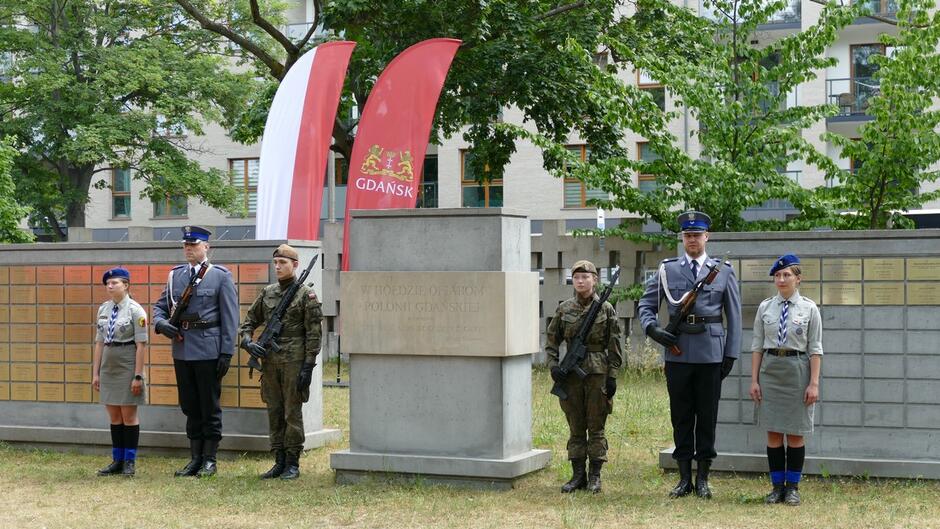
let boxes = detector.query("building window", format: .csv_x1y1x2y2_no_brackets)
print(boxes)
637,142,661,193
850,43,885,112
563,145,607,207
638,71,666,111
153,185,187,218
417,155,438,208
229,158,259,215
112,168,131,219
461,150,503,208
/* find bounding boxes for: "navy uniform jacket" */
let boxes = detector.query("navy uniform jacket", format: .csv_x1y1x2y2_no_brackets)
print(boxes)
637,255,742,364
152,264,239,361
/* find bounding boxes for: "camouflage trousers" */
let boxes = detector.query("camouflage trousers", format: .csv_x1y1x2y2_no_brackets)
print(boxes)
260,359,305,456
559,373,611,462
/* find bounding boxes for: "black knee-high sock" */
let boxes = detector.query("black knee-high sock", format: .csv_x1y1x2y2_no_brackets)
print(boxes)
786,445,805,485
767,446,786,485
110,424,125,461
124,424,140,462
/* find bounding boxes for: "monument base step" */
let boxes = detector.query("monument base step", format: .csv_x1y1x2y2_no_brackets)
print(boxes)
660,447,940,480
331,448,551,490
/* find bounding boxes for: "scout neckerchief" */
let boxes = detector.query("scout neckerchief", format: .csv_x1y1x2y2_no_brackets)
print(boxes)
106,298,121,344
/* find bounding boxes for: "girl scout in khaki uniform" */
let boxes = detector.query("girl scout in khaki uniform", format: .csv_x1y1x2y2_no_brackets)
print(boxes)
92,267,149,477
749,254,823,506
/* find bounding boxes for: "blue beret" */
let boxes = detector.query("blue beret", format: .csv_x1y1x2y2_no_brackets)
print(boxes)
181,225,211,242
677,210,711,232
102,267,130,284
769,254,800,276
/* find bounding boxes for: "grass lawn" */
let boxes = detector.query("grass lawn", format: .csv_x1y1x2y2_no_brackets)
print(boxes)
1,366,938,529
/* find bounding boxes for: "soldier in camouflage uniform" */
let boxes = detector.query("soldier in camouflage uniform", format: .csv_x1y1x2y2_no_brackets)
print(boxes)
238,244,322,480
545,259,623,494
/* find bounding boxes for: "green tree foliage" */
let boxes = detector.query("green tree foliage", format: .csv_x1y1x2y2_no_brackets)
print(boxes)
0,137,34,243
0,0,249,239
174,0,625,180
812,0,940,229
520,0,863,241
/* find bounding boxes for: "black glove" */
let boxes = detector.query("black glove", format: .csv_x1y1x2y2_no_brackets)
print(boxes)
216,355,232,380
296,359,316,392
550,366,564,383
721,356,736,380
605,377,617,400
155,320,180,340
240,337,267,360
646,325,678,347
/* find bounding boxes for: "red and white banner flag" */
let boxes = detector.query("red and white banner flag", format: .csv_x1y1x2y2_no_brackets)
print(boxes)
341,38,461,270
256,41,356,240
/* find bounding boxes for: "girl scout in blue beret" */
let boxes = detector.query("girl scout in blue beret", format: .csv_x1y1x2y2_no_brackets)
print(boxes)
92,267,149,477
749,254,823,506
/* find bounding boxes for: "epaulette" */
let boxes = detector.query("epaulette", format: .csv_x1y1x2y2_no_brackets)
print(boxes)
171,264,187,270
802,296,817,305
760,296,774,305
213,264,230,273
662,257,678,263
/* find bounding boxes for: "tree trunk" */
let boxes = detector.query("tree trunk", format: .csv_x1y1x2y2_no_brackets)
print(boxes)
64,163,95,239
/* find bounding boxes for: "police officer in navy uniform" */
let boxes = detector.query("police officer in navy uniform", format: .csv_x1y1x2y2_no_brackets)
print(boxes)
153,226,239,477
638,211,742,499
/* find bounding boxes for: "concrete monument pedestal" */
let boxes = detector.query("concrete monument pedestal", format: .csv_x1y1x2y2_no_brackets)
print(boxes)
330,209,550,489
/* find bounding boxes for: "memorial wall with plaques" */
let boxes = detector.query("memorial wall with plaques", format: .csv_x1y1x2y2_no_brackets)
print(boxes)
689,231,940,479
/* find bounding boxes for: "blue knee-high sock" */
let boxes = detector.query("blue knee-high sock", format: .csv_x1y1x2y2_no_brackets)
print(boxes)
767,445,786,485
123,424,140,462
786,445,805,485
110,424,125,462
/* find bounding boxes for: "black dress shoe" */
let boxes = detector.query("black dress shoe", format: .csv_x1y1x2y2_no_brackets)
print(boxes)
695,460,712,499
122,460,136,477
764,484,785,504
669,460,693,498
96,460,124,476
784,484,801,506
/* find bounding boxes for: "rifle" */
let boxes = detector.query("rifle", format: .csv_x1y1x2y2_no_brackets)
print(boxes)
550,267,621,400
248,255,319,378
167,262,209,342
664,256,726,356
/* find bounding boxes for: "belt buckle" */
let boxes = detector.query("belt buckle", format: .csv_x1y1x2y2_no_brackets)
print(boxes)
180,321,190,330
686,315,696,324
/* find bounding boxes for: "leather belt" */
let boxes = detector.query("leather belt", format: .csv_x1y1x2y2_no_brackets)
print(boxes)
685,314,723,324
180,320,220,330
105,340,135,346
764,348,805,357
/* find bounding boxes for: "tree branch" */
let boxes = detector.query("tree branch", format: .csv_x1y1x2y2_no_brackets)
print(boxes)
537,2,586,20
249,0,297,54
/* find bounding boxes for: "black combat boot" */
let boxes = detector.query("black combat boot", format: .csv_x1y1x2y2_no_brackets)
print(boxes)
260,450,286,479
174,439,204,477
121,459,136,477
96,460,124,476
765,484,786,504
586,460,603,494
669,459,693,498
783,484,801,506
197,439,219,478
695,459,713,499
560,459,587,493
280,452,301,480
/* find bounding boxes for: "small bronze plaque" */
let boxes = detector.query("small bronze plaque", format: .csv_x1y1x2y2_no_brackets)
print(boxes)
37,383,64,402
238,284,265,305
37,286,64,304
796,259,821,281
36,266,64,285
10,266,36,285
740,259,776,281
822,259,862,281
11,364,37,382
907,283,940,306
38,324,65,343
149,385,179,406
907,258,940,280
37,364,64,382
0,364,8,381
799,283,821,303
741,282,776,305
66,383,92,402
220,387,239,407
124,265,149,284
11,383,36,401
864,283,904,305
149,366,176,385
822,283,862,305
64,266,92,284
239,389,265,408
11,343,36,362
64,306,95,325
148,346,173,365
64,285,92,305
65,365,92,383
12,306,37,324
37,344,64,363
10,286,37,304
64,325,94,344
240,263,271,284
0,382,9,400
37,306,64,324
864,258,905,281
64,344,92,364
239,367,261,388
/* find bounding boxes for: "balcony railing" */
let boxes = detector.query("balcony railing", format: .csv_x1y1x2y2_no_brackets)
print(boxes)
758,82,798,113
281,22,326,41
702,0,801,26
827,77,880,117
857,0,899,19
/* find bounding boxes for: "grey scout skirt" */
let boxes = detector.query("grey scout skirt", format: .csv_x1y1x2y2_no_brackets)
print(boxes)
754,353,815,435
100,343,146,406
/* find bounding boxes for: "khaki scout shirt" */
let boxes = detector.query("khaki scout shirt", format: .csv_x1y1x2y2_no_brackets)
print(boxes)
751,291,823,355
545,294,623,378
96,296,149,344
239,279,322,364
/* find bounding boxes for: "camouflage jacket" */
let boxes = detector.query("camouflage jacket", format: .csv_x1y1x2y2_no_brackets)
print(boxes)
545,294,622,378
239,280,322,364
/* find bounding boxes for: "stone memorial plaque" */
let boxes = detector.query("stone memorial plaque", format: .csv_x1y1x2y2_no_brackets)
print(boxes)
240,389,265,408
11,382,36,401
221,387,238,407
907,283,940,306
864,283,905,305
0,266,8,283
0,342,9,361
149,385,178,406
0,325,8,342
149,366,176,385
342,271,539,357
64,306,94,325
740,259,775,281
741,282,775,305
0,363,8,381
822,283,862,305
0,382,9,400
11,343,36,362
38,383,64,402
38,364,64,382
797,259,821,281
800,282,821,302
12,306,36,324
11,325,36,342
38,305,64,323
10,266,36,284
64,325,93,343
0,286,8,304
38,344,64,363
10,286,36,304
38,324,64,343
64,344,92,363
64,266,92,284
36,266,64,284
239,263,269,283
0,306,8,323
149,346,173,365
238,284,264,305
64,285,92,305
11,364,36,382
65,365,91,383
66,383,92,403
864,258,905,281
822,259,862,281
907,258,940,280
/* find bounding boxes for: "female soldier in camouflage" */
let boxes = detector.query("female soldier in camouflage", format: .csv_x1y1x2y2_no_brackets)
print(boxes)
92,267,149,477
545,260,622,493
